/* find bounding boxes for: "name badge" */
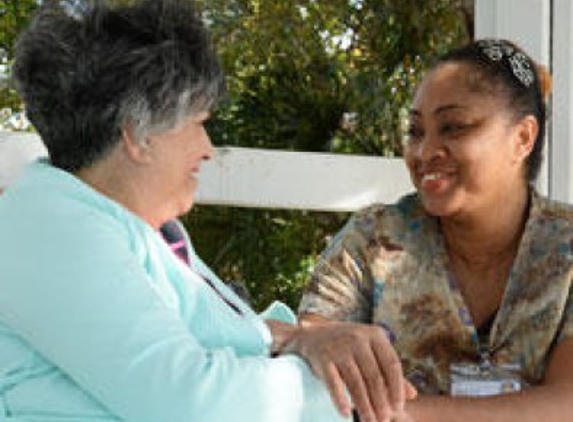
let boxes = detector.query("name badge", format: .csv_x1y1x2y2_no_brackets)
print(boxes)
450,361,523,397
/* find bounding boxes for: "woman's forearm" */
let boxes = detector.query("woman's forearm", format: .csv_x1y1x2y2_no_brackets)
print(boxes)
406,384,573,422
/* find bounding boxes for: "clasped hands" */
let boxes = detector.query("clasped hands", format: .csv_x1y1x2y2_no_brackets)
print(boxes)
267,319,417,422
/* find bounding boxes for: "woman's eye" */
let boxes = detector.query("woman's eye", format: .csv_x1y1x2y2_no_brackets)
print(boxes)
406,126,423,142
441,122,468,135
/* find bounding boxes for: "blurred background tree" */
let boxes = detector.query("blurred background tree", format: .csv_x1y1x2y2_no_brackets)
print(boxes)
188,0,471,311
0,0,472,310
0,0,38,129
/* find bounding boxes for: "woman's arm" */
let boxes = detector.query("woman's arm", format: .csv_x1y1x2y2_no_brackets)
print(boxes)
0,212,348,422
402,338,573,422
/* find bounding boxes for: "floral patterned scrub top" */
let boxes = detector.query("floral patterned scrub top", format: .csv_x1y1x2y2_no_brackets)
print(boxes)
299,192,573,394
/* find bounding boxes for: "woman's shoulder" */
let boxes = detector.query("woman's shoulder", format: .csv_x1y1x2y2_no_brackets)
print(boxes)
343,193,435,247
350,192,428,227
535,193,573,226
529,193,573,261
0,161,138,248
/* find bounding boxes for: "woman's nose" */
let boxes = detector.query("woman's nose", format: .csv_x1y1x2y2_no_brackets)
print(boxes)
414,133,446,162
201,129,215,161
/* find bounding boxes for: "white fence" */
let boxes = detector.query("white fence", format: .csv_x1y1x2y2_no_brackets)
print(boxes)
1,0,572,209
195,147,411,212
0,131,413,212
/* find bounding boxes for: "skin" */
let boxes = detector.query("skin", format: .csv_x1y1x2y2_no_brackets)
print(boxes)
301,61,573,422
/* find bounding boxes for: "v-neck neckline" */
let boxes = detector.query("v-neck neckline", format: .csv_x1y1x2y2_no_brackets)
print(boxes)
430,192,539,357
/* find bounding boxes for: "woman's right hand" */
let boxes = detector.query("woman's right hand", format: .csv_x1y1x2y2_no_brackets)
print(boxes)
281,316,417,422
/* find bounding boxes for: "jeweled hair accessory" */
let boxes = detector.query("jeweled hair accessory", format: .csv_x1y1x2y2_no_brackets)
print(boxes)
476,39,535,87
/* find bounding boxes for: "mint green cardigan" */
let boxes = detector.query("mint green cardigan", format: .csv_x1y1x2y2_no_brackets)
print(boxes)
0,161,345,422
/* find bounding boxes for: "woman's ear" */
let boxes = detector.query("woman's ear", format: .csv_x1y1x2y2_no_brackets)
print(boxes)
121,125,152,164
512,114,538,164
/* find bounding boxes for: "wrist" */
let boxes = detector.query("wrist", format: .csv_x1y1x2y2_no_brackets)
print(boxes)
266,320,302,356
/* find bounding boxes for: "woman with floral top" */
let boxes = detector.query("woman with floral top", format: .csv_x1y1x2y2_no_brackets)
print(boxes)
299,39,573,422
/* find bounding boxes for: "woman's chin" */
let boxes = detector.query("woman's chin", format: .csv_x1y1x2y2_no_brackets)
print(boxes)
179,198,195,216
182,183,198,213
419,193,461,218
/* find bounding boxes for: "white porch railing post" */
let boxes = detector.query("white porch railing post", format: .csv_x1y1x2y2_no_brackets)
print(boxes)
474,0,552,196
550,0,573,203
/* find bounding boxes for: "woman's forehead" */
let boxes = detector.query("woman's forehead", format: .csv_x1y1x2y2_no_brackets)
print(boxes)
413,63,501,115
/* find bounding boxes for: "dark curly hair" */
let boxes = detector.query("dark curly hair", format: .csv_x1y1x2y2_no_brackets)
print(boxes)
13,0,224,172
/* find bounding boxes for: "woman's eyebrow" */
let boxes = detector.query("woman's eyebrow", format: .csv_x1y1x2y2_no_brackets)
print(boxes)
434,104,468,115
409,104,468,118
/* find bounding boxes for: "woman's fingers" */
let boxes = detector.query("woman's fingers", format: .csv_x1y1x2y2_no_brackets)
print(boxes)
353,341,396,422
323,361,353,417
404,379,418,400
339,358,380,422
372,333,405,411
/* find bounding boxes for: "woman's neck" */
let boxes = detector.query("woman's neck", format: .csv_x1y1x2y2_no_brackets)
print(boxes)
75,150,166,230
440,184,530,270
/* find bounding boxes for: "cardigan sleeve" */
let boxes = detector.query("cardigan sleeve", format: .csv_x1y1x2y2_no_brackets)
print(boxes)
0,204,346,422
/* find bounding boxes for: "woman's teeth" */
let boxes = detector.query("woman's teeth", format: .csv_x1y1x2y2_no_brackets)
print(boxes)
422,173,445,181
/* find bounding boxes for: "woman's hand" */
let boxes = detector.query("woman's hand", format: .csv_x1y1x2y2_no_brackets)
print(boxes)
270,318,416,422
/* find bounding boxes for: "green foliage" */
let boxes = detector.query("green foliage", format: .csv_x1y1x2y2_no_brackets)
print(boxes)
182,207,348,311
0,0,471,311
0,0,37,53
189,0,470,310
0,0,38,129
197,0,469,155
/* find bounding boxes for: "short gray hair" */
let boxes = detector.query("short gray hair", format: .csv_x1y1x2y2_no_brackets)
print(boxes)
13,0,224,172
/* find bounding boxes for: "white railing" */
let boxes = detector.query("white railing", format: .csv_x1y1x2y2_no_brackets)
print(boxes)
196,147,412,212
0,131,413,212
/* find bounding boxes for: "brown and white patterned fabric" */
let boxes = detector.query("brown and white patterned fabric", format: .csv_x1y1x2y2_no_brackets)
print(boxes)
299,191,573,394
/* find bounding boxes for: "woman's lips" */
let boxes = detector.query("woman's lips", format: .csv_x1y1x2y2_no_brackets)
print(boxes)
419,171,453,193
188,168,200,181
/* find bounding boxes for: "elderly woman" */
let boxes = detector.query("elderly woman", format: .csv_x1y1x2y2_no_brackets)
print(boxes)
0,1,413,422
299,39,573,421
